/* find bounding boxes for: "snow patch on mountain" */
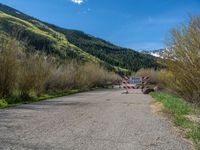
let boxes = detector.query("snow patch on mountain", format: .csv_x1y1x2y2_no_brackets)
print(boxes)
140,48,170,58
15,11,21,14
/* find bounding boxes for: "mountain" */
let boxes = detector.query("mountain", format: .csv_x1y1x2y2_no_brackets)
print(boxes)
0,3,160,72
141,49,169,58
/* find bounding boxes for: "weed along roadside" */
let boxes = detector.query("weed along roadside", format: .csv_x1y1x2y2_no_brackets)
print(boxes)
0,89,81,108
0,86,116,108
150,92,200,149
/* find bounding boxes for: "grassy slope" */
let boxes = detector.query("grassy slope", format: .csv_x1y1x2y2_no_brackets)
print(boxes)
0,11,101,63
151,92,200,149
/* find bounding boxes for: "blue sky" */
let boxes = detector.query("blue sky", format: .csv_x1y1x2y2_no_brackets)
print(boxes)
0,0,200,50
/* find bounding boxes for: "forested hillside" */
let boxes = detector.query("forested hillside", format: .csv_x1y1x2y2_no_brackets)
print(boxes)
47,27,159,71
0,3,159,72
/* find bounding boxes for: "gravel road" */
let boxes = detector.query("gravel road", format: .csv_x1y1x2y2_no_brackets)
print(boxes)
0,89,192,150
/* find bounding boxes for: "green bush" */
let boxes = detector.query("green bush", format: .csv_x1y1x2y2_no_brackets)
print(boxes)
0,99,8,107
166,16,200,103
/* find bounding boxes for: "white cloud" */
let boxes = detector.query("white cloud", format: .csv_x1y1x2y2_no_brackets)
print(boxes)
71,0,84,5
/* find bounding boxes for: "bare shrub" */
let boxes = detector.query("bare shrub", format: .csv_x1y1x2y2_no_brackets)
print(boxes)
158,69,174,89
17,54,119,96
136,68,159,84
76,63,120,89
18,53,52,97
166,16,200,103
0,36,22,97
45,60,79,91
136,68,176,91
0,36,120,100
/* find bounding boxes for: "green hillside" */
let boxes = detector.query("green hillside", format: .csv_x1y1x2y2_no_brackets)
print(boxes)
0,3,159,72
0,10,100,63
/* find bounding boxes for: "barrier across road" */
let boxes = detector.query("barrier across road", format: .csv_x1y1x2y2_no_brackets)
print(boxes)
121,76,150,94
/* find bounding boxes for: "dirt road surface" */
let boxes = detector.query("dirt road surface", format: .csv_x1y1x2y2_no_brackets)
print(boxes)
0,89,192,150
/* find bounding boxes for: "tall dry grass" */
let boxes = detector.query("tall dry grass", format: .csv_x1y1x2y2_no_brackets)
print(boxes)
18,53,53,97
45,60,79,91
136,68,176,91
158,70,174,88
0,36,120,100
136,68,160,84
76,63,119,89
0,36,22,97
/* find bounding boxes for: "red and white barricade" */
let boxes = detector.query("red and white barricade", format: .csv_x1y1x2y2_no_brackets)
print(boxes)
121,76,149,94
